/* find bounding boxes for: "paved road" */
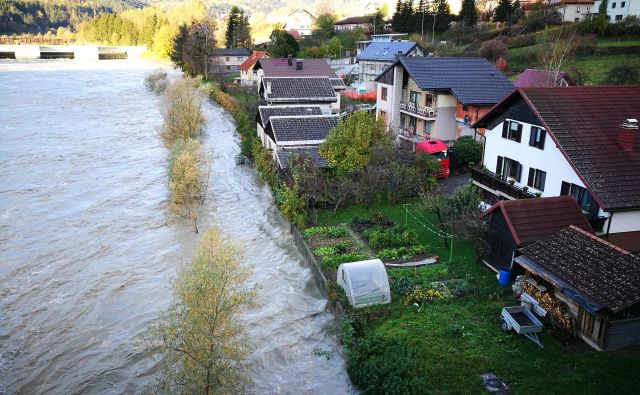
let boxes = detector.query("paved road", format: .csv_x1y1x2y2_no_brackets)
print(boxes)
440,172,472,195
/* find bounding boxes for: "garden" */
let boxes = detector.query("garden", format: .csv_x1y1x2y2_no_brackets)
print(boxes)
309,202,640,395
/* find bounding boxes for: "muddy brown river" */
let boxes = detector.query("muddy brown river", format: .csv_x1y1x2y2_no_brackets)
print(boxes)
0,60,353,394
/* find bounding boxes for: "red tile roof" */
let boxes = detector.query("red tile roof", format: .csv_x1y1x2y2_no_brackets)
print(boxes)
239,50,268,71
519,225,640,313
475,86,640,210
513,69,569,88
483,196,594,245
256,58,338,78
286,30,303,40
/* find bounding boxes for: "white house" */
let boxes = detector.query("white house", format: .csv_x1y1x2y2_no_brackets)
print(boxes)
259,76,338,114
283,9,316,37
551,0,595,22
593,0,640,21
472,86,640,250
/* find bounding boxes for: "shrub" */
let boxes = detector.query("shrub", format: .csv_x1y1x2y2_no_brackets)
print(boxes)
251,140,277,187
347,334,427,394
312,246,338,256
276,174,306,228
321,253,368,269
403,287,443,305
391,276,415,297
603,61,640,85
451,136,482,168
144,70,168,93
161,77,206,145
168,139,207,232
480,39,507,63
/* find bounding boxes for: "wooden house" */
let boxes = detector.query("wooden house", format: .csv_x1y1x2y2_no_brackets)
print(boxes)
481,196,594,272
515,225,640,351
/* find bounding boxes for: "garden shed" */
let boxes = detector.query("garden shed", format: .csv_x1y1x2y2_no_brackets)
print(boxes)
337,259,391,308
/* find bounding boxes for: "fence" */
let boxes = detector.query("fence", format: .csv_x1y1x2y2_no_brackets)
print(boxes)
290,224,328,297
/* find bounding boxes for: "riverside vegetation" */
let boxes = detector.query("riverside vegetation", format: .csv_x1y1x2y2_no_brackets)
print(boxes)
145,73,255,393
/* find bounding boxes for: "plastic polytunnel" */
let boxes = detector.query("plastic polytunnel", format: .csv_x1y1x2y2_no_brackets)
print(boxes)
337,259,391,308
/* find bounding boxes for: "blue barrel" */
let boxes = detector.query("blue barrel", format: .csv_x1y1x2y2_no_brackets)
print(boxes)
498,267,511,286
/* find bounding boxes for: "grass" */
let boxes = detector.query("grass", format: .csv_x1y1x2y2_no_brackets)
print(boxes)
597,38,640,47
313,201,640,394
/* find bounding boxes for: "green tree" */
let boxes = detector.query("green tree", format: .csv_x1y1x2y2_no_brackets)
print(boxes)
225,6,240,48
459,0,478,26
170,24,189,71
372,9,385,34
434,0,452,33
268,29,299,57
494,0,513,23
451,136,482,167
327,36,342,58
319,111,392,173
149,227,255,394
225,6,251,48
315,13,336,36
599,0,609,15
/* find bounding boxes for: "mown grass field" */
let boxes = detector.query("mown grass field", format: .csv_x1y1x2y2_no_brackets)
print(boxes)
312,201,640,394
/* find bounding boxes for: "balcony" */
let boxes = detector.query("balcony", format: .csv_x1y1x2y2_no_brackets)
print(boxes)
399,102,436,119
398,128,427,143
471,167,536,199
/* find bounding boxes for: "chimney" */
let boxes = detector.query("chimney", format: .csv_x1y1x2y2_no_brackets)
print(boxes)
287,54,293,66
395,50,402,60
266,81,272,95
619,118,639,152
296,59,303,70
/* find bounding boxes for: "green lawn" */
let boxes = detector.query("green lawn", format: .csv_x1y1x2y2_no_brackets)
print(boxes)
312,201,640,394
597,39,640,47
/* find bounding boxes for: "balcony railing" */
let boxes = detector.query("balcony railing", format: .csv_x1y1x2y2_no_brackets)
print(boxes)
398,128,427,143
471,167,536,199
399,102,436,118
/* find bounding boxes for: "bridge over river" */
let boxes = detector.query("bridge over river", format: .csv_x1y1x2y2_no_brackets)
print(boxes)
0,45,146,60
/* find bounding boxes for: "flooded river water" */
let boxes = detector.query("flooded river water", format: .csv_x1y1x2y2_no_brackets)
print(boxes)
0,60,352,394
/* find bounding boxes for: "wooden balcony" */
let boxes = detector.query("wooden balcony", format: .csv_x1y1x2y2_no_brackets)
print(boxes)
399,102,436,119
471,167,536,199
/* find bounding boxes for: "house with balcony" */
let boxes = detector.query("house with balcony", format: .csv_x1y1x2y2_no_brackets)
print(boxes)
375,57,514,148
356,41,422,90
550,0,594,22
472,86,640,250
239,50,269,86
334,16,375,32
593,0,640,21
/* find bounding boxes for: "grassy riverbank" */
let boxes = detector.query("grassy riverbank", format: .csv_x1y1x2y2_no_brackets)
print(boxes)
313,202,640,394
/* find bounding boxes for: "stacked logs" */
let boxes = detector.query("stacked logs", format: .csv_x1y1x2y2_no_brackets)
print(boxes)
523,281,574,333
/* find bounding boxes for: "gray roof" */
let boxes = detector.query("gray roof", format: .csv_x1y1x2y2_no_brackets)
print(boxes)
257,105,323,127
211,48,251,56
357,41,418,62
267,115,339,144
329,77,347,90
377,57,514,105
262,77,338,103
276,147,329,169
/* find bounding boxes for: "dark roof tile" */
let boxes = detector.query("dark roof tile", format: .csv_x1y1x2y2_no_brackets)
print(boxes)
276,147,329,169
519,225,640,312
262,77,337,102
357,41,419,61
267,115,339,144
256,58,337,78
257,105,324,128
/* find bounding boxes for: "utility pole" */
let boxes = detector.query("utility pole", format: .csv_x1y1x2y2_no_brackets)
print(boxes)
432,13,437,44
421,7,425,42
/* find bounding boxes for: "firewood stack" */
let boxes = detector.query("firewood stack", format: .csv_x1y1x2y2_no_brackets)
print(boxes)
523,281,573,333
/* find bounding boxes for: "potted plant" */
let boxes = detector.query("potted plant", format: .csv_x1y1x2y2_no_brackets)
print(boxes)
507,179,516,186
495,172,502,179
535,192,542,198
522,186,529,192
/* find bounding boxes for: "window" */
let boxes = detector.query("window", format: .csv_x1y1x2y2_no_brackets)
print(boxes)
496,156,522,182
381,86,388,101
425,91,434,107
226,65,231,70
621,1,626,6
379,110,387,122
616,14,623,20
586,6,591,12
502,120,522,142
409,91,420,105
527,168,547,191
462,104,469,111
226,56,230,61
529,126,546,149
237,56,243,61
561,181,594,212
612,2,617,8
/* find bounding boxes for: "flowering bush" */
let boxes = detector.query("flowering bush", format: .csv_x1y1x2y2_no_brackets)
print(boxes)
403,288,443,306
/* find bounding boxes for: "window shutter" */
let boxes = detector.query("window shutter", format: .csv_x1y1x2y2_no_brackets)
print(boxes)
496,156,503,174
528,168,535,187
529,128,536,146
539,130,546,149
502,121,508,138
561,181,570,195
516,163,522,182
516,123,523,143
539,171,546,191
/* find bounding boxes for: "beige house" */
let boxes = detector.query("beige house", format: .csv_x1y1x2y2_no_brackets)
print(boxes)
209,48,251,75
